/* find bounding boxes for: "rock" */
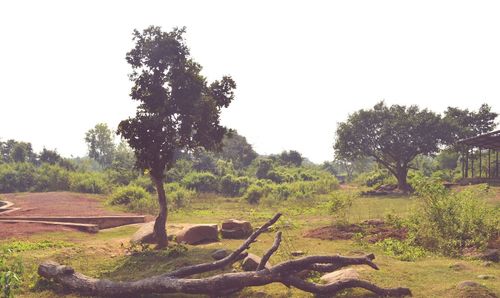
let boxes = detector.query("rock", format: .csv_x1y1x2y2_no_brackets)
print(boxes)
221,219,253,239
449,263,468,271
130,221,156,244
320,268,360,284
457,280,481,289
291,250,305,257
211,249,229,260
175,224,218,245
480,249,499,262
483,261,493,267
477,275,495,280
242,253,271,271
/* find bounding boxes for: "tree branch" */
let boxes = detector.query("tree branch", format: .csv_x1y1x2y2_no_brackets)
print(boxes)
257,231,282,271
38,213,411,297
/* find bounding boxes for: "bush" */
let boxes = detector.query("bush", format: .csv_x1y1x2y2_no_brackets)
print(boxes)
219,175,252,197
375,238,426,261
33,164,71,192
0,162,36,192
108,185,150,205
0,248,23,298
164,182,195,210
244,184,265,204
408,177,499,256
130,175,156,193
182,172,218,192
355,169,395,188
69,172,108,194
324,191,357,222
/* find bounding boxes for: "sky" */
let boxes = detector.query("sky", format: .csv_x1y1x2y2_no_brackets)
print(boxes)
1,1,500,163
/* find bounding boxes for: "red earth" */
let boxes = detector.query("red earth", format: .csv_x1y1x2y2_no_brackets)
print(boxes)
0,192,150,238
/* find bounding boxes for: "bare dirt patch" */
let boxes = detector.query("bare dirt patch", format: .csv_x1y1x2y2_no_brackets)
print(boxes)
303,220,407,243
0,192,152,238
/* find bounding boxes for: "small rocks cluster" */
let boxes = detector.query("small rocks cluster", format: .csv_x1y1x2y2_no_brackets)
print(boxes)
131,218,254,245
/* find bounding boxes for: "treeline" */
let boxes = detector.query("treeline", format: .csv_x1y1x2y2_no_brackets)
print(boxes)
0,125,339,208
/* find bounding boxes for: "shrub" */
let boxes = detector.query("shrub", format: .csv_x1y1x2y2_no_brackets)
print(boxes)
164,182,195,210
108,185,150,205
244,184,265,204
219,175,252,197
33,164,71,192
182,172,218,192
69,172,108,194
375,238,426,261
0,162,36,192
0,249,23,298
130,175,156,193
408,177,499,256
324,191,357,222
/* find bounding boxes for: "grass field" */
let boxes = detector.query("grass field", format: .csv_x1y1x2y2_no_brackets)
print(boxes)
1,186,499,297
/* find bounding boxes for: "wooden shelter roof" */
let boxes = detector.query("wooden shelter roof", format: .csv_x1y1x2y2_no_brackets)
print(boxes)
457,130,500,149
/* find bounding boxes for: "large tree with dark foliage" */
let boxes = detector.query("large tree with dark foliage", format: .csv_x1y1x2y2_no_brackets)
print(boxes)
118,26,236,247
444,103,498,142
334,102,449,192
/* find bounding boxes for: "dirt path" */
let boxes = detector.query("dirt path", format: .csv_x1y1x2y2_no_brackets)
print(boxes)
0,192,150,238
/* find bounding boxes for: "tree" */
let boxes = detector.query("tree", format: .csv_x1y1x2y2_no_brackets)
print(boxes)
217,131,257,169
117,26,236,247
444,104,498,142
334,102,449,192
278,150,303,167
39,148,62,165
84,123,116,168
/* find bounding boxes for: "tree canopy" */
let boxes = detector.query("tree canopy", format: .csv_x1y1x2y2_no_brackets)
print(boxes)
334,102,450,191
117,26,236,247
84,123,116,168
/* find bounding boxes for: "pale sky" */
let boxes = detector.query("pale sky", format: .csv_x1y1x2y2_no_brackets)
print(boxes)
1,1,500,163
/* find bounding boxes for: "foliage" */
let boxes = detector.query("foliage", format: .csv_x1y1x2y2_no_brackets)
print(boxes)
164,183,195,209
244,184,265,204
0,162,36,192
375,238,426,261
354,168,395,188
219,174,251,197
334,101,450,191
108,185,150,205
408,177,499,256
130,175,156,193
324,191,357,223
84,123,116,168
69,171,108,194
216,131,257,169
277,150,303,167
181,172,218,193
444,104,498,142
0,249,23,298
117,26,236,246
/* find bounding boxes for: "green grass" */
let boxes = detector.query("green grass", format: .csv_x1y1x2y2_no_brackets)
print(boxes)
1,187,499,297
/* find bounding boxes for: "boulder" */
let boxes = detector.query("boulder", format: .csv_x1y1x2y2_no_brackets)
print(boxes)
320,268,360,284
212,249,229,260
221,219,253,239
175,224,218,245
456,281,481,289
242,253,271,271
449,263,468,271
480,249,499,262
477,275,495,280
130,221,156,244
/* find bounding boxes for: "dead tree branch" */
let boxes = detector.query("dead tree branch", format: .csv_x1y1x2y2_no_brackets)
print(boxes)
38,213,412,297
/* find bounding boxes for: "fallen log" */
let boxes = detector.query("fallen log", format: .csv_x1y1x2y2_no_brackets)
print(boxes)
38,213,412,297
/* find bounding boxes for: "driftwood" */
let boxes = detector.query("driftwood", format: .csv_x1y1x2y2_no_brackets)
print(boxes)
38,213,412,297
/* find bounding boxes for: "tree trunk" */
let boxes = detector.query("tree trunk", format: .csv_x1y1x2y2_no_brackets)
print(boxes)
396,167,411,193
152,175,168,248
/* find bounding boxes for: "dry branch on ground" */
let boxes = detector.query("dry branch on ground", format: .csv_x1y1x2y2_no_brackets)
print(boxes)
38,213,412,297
